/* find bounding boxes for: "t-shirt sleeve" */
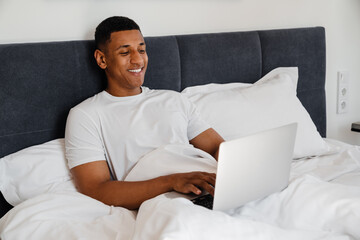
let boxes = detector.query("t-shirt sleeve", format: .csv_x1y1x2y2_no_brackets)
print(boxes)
65,108,106,169
182,95,211,140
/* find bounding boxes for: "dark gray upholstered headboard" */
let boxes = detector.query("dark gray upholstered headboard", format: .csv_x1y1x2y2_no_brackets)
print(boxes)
0,27,326,217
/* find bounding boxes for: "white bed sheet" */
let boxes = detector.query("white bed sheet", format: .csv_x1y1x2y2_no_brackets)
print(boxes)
1,139,360,240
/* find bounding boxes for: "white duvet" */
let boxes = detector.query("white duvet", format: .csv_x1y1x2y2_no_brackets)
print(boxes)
1,139,360,240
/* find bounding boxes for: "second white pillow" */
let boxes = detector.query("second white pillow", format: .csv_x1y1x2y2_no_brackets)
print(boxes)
182,67,330,159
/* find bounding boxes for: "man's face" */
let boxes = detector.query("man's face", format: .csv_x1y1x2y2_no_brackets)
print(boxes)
100,30,148,95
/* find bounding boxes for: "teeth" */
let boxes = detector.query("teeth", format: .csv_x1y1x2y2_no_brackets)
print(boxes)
128,68,141,73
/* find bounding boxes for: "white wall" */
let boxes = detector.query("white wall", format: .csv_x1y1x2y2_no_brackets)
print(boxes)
1,0,359,145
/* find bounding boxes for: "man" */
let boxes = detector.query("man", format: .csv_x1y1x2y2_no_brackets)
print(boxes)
65,16,224,210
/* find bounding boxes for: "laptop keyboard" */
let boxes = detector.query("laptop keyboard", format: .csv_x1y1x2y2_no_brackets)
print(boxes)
191,194,214,209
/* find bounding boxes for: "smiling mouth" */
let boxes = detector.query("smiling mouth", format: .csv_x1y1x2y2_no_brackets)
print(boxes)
128,68,142,73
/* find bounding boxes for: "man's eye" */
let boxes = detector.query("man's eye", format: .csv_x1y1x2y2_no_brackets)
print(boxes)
139,49,146,54
120,52,129,56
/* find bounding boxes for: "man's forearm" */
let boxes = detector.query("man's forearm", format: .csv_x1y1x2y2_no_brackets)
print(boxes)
189,128,224,161
87,175,173,210
71,161,216,210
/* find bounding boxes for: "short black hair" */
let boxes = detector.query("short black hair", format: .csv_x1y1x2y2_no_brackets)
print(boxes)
95,16,141,50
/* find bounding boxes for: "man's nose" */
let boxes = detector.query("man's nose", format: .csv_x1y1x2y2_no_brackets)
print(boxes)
130,51,143,65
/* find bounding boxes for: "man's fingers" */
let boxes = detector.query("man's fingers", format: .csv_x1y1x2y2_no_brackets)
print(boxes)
191,172,216,196
197,180,215,196
187,184,202,195
172,171,216,196
197,172,216,187
204,173,216,187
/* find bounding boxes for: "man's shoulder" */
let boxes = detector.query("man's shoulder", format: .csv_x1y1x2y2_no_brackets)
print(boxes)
70,91,105,114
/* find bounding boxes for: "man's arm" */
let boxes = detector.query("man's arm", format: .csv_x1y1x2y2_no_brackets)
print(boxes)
189,128,225,160
71,161,216,210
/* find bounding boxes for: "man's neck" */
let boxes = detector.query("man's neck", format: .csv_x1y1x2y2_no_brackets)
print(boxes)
105,86,142,97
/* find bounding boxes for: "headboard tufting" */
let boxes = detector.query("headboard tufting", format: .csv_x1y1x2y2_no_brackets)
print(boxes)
0,26,326,217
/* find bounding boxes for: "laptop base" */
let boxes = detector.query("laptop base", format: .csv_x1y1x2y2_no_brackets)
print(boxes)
191,194,214,209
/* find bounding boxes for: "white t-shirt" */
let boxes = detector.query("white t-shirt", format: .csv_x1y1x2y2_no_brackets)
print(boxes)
65,87,210,180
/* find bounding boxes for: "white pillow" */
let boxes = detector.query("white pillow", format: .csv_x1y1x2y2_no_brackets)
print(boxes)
182,67,330,159
0,139,76,206
182,82,251,95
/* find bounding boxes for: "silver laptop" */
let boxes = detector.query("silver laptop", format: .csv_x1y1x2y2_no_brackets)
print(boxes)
192,123,297,211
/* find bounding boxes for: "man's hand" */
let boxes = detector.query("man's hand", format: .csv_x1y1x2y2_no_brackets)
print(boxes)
169,171,216,196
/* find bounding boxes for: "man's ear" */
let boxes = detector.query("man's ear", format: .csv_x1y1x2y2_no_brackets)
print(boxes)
94,49,107,70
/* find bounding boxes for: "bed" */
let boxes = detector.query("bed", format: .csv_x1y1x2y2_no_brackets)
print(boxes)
1,26,360,240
